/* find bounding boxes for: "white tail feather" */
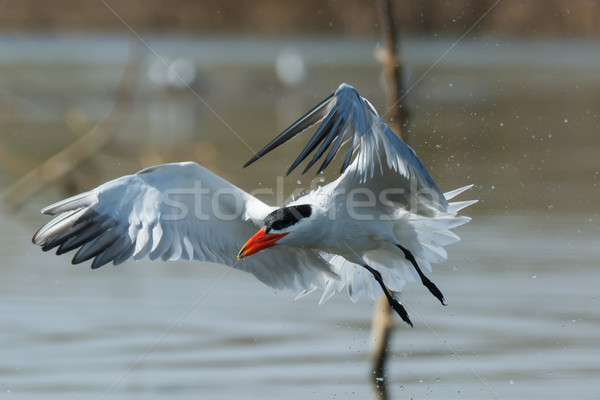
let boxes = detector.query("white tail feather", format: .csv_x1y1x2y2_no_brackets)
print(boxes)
444,184,473,200
315,186,476,303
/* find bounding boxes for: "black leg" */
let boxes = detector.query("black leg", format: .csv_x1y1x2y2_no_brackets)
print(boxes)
362,265,413,327
397,245,446,306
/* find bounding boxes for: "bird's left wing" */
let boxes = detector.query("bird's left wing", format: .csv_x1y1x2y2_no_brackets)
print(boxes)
32,162,336,291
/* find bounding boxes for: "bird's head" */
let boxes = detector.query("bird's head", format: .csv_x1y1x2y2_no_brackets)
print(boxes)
237,204,313,259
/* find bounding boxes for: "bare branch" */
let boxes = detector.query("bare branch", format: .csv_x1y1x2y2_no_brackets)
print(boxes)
370,0,407,399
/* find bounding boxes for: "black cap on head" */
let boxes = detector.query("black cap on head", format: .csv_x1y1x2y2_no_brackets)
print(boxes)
264,205,312,232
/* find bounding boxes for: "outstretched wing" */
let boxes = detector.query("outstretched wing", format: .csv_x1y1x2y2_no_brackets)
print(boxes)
244,83,448,214
32,162,336,291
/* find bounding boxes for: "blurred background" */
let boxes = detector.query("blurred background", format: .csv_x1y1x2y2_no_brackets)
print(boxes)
1,1,599,399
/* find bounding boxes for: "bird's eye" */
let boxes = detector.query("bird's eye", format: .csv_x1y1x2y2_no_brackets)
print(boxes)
264,204,312,231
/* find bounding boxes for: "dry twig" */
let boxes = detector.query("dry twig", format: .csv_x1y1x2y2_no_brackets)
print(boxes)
370,0,407,399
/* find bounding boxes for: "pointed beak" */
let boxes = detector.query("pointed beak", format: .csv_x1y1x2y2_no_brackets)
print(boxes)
237,227,289,260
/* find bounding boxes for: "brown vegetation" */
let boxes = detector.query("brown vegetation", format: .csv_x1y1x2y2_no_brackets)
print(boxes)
1,0,598,36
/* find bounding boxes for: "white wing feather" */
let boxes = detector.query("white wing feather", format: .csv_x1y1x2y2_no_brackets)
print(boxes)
33,162,337,291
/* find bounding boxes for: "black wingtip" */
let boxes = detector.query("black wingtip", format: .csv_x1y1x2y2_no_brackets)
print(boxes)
243,156,259,169
301,163,312,175
241,91,336,172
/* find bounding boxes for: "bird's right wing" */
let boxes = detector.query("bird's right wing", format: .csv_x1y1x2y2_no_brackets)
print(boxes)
244,83,448,214
32,162,337,291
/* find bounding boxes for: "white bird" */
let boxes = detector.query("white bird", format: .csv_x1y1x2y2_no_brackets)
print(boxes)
33,83,476,326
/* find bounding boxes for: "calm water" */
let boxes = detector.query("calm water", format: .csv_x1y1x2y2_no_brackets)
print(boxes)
1,34,599,399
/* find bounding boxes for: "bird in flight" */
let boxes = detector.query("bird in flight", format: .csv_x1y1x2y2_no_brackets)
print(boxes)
32,83,475,326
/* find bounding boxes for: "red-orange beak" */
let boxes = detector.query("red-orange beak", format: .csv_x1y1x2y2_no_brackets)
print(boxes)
237,227,289,260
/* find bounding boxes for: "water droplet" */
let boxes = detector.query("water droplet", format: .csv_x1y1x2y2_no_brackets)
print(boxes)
564,119,568,123
297,180,301,185
499,122,504,127
532,274,537,279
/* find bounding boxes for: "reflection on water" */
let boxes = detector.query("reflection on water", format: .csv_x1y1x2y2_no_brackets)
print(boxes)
1,34,599,399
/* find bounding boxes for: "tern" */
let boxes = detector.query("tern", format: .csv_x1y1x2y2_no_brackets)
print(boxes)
32,83,476,326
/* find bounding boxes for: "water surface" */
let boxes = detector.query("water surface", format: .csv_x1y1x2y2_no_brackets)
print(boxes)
1,34,599,399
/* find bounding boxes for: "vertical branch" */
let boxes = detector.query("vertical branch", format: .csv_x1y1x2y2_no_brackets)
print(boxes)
376,0,407,137
370,1,407,400
369,295,394,400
